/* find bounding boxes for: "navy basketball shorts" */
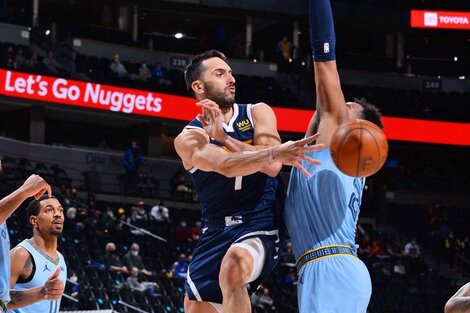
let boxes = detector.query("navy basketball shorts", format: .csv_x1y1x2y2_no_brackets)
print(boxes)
185,216,281,304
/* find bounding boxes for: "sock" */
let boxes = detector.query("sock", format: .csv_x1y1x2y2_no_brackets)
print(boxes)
310,0,336,61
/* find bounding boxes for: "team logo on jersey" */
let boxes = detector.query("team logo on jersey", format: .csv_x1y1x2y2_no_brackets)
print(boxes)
1,227,6,239
236,119,251,132
43,263,51,272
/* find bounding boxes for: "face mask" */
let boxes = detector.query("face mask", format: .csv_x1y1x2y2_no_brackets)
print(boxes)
180,222,187,228
107,211,114,217
131,251,139,256
70,276,78,283
69,214,76,219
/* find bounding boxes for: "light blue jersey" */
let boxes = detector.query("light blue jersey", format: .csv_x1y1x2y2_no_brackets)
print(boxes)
0,222,11,305
285,149,371,313
11,239,67,313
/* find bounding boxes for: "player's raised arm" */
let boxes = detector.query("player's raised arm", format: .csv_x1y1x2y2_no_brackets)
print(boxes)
306,0,348,143
0,175,51,225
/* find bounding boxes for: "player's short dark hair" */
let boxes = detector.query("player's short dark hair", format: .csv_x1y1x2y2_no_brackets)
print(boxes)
354,97,384,129
184,50,227,96
26,195,57,222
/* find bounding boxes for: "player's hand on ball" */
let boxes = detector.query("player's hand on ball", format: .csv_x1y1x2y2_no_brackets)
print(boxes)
272,133,325,176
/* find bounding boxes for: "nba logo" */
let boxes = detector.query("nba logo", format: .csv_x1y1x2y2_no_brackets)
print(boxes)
424,12,438,26
324,42,330,54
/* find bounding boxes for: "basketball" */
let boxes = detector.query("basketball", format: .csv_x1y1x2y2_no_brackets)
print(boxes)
330,119,388,177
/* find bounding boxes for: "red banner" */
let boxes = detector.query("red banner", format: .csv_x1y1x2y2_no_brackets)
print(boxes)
0,69,469,146
411,10,470,30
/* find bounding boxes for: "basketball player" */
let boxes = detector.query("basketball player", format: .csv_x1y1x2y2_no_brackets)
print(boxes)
8,195,66,312
0,174,54,312
445,282,470,313
174,50,324,313
284,0,384,312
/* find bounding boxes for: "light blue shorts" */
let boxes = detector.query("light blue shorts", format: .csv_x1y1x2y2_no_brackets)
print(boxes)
297,255,372,313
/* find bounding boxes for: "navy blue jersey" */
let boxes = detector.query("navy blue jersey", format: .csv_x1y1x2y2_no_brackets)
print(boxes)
185,103,283,220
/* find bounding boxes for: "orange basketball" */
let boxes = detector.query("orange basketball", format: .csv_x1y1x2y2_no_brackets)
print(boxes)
330,119,388,177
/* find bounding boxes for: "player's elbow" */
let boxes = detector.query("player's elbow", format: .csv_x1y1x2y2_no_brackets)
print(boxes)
445,299,458,313
215,163,237,178
263,163,282,177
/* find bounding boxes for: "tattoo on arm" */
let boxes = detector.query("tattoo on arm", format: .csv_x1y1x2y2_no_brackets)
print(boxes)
9,290,24,305
23,254,33,278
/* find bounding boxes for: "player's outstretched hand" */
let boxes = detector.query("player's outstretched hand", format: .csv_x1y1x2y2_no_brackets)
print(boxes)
44,268,64,300
271,133,325,176
196,99,227,142
20,174,52,200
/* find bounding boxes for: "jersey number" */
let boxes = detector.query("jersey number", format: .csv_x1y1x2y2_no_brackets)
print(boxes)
234,176,243,190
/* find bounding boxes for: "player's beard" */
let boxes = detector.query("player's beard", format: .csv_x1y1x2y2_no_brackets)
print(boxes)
51,229,63,237
203,81,235,109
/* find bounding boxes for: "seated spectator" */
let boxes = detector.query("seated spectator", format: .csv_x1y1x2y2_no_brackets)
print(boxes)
123,243,153,277
104,242,128,273
176,220,189,242
151,62,171,86
150,201,170,223
109,53,130,79
43,50,65,76
284,268,297,285
125,57,139,79
126,268,161,297
136,61,152,81
14,47,26,69
169,254,188,280
6,55,16,70
127,204,148,235
251,287,275,312
24,50,40,73
69,271,80,298
100,208,117,232
393,259,406,276
404,237,420,258
187,221,201,243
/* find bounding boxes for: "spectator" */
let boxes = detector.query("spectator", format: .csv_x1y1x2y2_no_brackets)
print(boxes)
24,50,40,73
170,254,188,281
393,259,406,276
404,237,421,258
151,62,171,86
125,57,139,79
14,47,26,69
104,242,128,273
123,243,153,277
126,268,161,297
170,170,194,200
175,220,189,242
42,50,65,76
109,53,130,79
187,221,201,243
150,201,170,223
6,55,16,69
137,61,152,81
100,207,117,232
251,287,275,311
127,206,147,235
386,235,403,260
69,271,80,298
123,140,143,195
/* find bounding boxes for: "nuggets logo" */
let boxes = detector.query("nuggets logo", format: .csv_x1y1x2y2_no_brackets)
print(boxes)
236,119,251,131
